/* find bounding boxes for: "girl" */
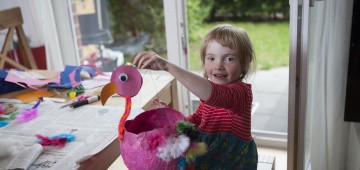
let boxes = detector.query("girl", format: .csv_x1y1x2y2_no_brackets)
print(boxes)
133,24,257,169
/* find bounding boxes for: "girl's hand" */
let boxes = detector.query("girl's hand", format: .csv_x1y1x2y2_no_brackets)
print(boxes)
133,51,168,71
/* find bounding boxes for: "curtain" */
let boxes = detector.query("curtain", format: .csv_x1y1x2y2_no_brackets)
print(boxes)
305,0,353,169
0,0,64,70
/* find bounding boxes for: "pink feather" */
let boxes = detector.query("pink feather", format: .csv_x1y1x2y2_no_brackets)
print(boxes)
16,109,38,122
35,134,67,147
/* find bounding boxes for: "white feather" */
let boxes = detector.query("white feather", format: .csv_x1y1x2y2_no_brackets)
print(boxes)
157,134,190,162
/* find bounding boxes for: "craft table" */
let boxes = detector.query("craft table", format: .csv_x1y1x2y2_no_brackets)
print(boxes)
0,70,179,170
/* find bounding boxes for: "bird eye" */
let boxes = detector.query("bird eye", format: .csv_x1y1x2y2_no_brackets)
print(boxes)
119,73,128,82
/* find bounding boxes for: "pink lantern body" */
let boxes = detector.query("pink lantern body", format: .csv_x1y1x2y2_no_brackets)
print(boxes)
120,108,186,170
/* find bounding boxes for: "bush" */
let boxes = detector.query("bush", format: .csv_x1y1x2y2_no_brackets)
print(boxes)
187,0,213,41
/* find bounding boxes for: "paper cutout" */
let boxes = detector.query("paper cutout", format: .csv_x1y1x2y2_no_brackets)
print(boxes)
5,69,61,90
0,70,25,94
101,65,142,100
30,70,59,80
48,65,107,89
48,65,82,88
15,90,55,103
100,82,118,105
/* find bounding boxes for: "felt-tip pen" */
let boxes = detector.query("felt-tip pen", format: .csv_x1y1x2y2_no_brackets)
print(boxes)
70,95,100,108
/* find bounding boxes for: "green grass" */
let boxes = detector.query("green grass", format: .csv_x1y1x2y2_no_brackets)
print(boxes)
189,21,290,71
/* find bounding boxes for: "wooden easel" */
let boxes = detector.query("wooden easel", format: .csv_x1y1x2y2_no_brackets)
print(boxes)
0,7,38,70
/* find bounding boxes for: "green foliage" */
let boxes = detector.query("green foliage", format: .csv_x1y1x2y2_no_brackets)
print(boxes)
108,0,166,53
202,0,289,21
189,22,289,71
106,0,289,71
186,0,213,41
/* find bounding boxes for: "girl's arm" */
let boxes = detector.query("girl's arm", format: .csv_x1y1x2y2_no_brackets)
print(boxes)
133,51,212,101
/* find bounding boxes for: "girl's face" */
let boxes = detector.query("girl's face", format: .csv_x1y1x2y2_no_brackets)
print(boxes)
204,40,241,85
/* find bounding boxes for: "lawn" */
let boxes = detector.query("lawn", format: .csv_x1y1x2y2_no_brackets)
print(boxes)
189,21,290,71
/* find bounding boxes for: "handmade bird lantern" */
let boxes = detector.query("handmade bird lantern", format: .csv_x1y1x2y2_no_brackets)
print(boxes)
100,65,143,140
100,65,187,170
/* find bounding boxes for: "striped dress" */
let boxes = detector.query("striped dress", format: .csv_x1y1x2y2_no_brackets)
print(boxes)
187,81,258,169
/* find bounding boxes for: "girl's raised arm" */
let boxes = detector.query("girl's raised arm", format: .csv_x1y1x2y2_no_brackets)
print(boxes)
133,51,212,101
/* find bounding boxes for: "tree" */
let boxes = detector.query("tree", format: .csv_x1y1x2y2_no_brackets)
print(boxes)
108,0,166,53
202,0,289,21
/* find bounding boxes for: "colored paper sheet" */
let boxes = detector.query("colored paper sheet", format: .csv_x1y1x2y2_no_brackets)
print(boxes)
15,90,55,103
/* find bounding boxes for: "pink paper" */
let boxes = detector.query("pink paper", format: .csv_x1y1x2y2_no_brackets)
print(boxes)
110,65,142,97
5,69,60,90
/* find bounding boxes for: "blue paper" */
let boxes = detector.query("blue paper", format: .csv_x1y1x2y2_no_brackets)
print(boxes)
0,69,25,94
48,65,83,88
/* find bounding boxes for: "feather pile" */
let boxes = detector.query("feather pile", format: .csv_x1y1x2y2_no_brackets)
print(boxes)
155,120,208,169
157,134,190,162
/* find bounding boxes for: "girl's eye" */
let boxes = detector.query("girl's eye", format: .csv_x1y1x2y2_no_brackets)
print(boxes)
225,57,234,62
225,55,237,62
119,73,128,82
206,56,215,61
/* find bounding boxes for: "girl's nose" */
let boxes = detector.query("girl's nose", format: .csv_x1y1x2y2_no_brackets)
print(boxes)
214,61,224,70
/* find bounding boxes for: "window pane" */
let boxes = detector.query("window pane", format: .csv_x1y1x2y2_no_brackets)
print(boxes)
70,0,167,71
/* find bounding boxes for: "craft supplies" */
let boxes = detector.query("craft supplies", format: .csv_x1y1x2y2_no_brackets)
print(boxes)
100,65,142,140
66,85,85,98
0,111,19,121
175,120,207,163
15,90,56,103
60,95,90,108
0,114,10,119
35,133,75,147
69,95,100,108
40,97,66,103
3,69,60,91
119,108,186,169
3,103,18,114
157,134,190,162
0,104,4,114
0,121,9,127
16,100,41,122
0,69,25,94
69,91,77,99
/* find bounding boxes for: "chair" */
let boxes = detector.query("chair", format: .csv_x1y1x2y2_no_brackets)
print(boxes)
0,7,37,70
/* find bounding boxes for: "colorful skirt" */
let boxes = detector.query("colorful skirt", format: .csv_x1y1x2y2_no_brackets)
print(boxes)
192,132,258,170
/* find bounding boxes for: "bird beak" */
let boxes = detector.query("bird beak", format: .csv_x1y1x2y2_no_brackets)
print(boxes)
100,82,118,105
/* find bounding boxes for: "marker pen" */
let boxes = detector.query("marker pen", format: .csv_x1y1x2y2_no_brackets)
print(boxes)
70,95,100,108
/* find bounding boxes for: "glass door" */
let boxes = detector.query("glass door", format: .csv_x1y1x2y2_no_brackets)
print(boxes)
53,0,191,113
70,0,168,72
185,1,290,151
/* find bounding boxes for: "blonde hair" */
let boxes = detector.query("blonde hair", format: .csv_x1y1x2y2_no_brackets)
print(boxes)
200,24,255,81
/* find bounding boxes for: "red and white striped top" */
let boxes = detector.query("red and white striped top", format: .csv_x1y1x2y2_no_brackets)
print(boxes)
187,81,253,141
